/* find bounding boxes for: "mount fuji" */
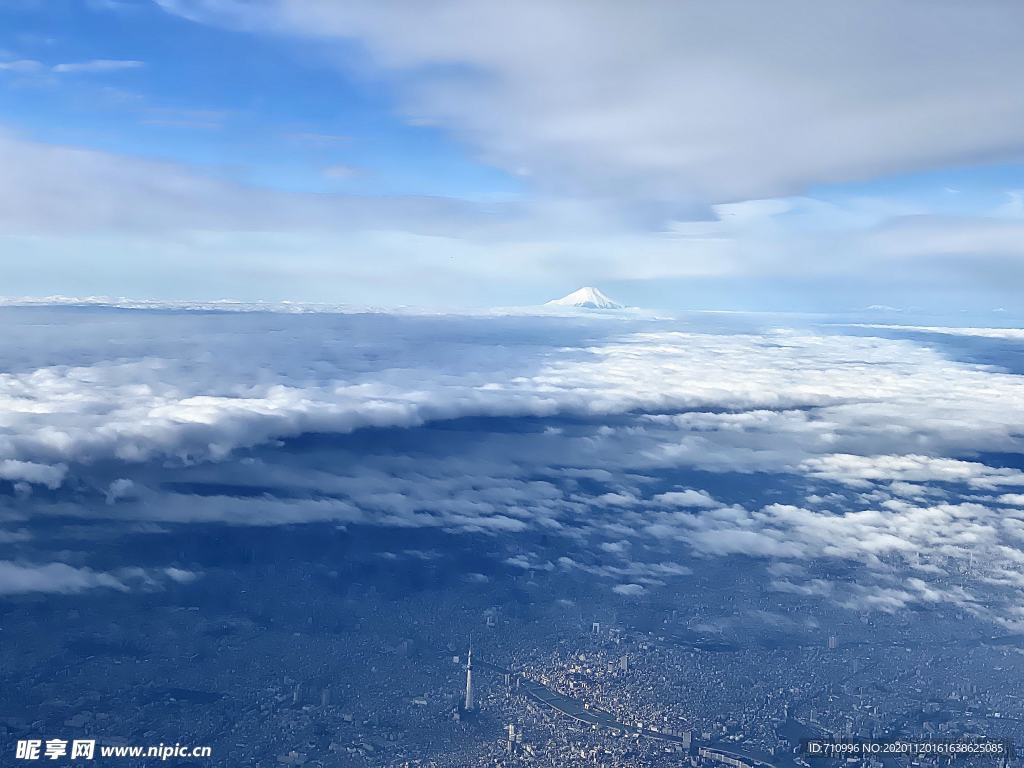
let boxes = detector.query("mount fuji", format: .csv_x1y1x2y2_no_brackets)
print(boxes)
545,287,624,310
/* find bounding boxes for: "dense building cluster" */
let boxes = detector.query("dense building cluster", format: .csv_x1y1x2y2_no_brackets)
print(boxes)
2,528,1021,768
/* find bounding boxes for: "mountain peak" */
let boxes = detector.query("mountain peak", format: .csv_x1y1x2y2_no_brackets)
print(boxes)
545,287,624,309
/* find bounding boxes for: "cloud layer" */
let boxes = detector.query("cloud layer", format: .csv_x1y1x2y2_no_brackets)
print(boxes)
3,307,1024,621
159,0,1024,211
4,312,1022,479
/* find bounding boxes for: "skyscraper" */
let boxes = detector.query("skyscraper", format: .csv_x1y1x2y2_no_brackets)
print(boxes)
464,644,475,711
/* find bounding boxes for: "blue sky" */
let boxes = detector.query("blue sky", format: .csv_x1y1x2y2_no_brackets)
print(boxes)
2,0,1024,314
0,0,515,197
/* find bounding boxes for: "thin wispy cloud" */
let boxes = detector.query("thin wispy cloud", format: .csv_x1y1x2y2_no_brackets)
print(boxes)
0,59,45,73
0,58,144,75
51,58,145,74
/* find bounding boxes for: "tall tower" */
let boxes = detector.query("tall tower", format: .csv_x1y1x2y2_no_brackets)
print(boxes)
464,644,475,711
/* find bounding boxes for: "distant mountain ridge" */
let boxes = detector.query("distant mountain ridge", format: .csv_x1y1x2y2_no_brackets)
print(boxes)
545,287,624,309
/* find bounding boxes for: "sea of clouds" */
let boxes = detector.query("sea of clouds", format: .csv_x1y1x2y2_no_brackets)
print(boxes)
2,305,1024,626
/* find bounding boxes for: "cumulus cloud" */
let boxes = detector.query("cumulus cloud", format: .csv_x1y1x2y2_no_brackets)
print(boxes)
652,489,720,509
0,561,128,595
558,556,691,586
611,583,645,597
0,561,201,595
0,459,66,489
801,455,1024,491
163,567,199,584
104,478,136,505
771,575,980,616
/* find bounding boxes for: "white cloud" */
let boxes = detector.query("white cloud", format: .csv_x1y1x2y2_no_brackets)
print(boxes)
852,324,1024,341
322,164,360,180
0,561,200,595
0,131,477,236
3,7,1023,305
611,583,645,597
105,478,136,504
801,454,1024,491
2,128,1023,305
0,561,127,595
0,58,143,76
651,489,720,509
50,59,145,74
157,1,1024,211
4,307,1024,621
163,566,199,583
0,459,66,489
0,59,45,73
2,313,1023,497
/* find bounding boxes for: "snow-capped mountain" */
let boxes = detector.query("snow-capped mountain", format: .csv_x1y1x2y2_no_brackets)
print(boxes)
545,287,624,309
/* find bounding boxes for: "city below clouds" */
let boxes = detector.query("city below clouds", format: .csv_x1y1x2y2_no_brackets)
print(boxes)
4,5,1024,763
